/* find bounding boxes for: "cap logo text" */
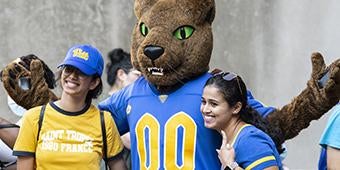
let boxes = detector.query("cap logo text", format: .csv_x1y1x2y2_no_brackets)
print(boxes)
72,48,89,60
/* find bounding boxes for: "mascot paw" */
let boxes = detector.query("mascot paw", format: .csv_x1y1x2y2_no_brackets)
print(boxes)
1,54,57,110
309,52,340,103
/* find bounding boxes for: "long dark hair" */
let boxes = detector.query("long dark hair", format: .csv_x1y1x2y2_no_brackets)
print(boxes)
106,48,133,86
205,72,284,153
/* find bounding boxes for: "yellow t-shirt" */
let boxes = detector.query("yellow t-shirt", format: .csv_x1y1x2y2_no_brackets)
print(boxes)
13,102,124,170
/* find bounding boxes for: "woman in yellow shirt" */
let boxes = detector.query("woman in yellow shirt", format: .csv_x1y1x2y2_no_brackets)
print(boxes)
13,44,126,170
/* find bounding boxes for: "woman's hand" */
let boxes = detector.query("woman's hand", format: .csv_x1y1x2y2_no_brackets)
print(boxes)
216,130,236,169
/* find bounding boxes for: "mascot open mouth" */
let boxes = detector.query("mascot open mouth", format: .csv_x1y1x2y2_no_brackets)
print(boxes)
147,67,164,76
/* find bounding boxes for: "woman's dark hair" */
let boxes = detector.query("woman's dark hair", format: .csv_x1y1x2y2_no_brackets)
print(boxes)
85,74,103,103
106,48,133,86
205,73,284,154
56,67,103,104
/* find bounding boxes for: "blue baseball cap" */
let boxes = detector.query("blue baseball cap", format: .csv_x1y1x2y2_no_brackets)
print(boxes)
58,44,104,76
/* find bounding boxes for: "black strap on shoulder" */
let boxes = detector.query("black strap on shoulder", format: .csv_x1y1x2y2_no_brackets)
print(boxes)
0,124,20,129
100,110,108,170
0,160,17,169
37,105,46,141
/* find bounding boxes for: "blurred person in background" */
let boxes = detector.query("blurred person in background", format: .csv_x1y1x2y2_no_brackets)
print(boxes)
105,48,141,170
106,48,141,97
319,102,340,170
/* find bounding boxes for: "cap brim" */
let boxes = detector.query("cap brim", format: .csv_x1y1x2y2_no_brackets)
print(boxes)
58,59,96,76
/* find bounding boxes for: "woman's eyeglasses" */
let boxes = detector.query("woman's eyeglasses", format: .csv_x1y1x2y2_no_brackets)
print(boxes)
214,72,243,96
62,66,88,79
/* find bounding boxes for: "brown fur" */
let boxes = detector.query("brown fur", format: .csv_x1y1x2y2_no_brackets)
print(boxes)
130,0,340,145
131,0,215,93
1,55,58,110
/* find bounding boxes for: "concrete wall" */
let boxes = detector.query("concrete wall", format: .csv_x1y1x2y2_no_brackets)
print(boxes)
1,0,340,169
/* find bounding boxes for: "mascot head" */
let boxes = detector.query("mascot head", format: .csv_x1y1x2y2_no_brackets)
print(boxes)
131,0,215,93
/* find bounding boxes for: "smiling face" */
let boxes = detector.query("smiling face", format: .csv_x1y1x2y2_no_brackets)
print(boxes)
200,85,239,130
60,66,99,99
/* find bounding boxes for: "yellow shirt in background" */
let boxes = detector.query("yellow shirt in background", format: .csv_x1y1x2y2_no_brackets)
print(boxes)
13,103,123,170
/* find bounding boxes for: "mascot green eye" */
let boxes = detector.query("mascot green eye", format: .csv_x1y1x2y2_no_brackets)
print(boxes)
140,23,149,36
173,26,195,40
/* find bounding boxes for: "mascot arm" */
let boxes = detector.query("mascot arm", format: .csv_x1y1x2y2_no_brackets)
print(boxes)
2,58,58,110
247,91,276,117
266,52,340,143
0,117,19,149
98,88,131,135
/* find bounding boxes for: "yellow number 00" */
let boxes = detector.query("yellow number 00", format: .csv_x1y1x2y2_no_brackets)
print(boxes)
135,112,197,170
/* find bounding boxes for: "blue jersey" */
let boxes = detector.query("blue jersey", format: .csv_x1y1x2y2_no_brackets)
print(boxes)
319,103,340,170
99,73,275,170
99,73,221,169
247,91,276,117
232,124,282,169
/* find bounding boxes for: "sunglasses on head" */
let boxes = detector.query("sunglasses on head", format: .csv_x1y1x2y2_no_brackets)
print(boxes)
213,71,243,96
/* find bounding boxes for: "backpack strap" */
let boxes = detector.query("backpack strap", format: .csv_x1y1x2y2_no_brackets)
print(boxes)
0,124,20,129
100,110,108,170
37,105,46,141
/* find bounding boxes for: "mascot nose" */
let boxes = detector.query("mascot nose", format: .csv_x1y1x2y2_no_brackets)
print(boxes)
144,45,164,61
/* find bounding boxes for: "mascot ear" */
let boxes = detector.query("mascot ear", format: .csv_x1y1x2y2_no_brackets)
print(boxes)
205,5,215,24
134,0,215,24
181,0,215,25
200,0,215,24
134,0,159,19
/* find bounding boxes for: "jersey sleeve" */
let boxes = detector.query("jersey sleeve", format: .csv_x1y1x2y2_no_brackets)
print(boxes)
236,130,280,169
13,107,40,157
104,111,124,160
98,85,132,135
319,105,340,149
247,90,276,117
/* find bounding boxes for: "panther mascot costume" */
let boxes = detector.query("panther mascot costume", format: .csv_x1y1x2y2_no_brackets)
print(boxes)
1,0,340,169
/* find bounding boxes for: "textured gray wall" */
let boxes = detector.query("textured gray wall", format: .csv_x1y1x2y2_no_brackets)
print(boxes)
1,0,340,169
0,0,135,116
